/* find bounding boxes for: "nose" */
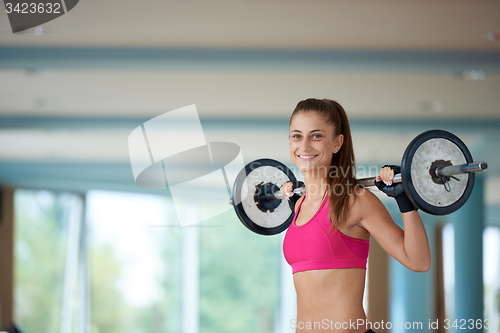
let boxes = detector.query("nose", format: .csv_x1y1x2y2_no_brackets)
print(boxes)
300,136,312,151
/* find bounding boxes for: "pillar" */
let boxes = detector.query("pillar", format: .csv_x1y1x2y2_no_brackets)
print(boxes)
0,188,14,329
367,239,389,333
389,209,434,333
452,174,484,332
182,203,200,333
277,233,295,333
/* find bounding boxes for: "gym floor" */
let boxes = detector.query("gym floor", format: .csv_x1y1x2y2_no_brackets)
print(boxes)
0,1,499,333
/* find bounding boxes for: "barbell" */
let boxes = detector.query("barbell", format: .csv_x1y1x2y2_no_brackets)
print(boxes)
230,130,488,235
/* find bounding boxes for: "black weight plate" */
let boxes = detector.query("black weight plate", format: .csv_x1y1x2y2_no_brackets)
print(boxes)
232,158,297,235
401,130,475,215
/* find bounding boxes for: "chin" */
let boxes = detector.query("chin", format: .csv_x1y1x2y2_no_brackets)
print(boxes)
295,162,323,175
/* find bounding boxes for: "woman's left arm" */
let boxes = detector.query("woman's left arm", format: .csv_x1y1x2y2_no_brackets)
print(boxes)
397,210,432,271
356,189,431,272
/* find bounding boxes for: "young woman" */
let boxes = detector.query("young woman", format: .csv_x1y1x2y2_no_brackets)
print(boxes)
280,98,431,333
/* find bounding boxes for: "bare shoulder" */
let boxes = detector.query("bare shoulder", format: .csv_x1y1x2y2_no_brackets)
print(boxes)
349,188,395,234
352,186,385,210
350,187,391,227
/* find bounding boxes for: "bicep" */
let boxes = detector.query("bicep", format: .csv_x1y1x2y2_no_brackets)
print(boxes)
357,191,408,263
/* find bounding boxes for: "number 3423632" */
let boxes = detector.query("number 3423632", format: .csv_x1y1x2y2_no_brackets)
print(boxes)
442,319,498,330
5,2,62,14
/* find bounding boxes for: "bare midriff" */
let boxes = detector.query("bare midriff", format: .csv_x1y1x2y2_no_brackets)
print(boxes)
293,268,369,333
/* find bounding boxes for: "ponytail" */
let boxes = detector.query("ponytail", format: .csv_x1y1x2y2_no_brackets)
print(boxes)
326,100,359,227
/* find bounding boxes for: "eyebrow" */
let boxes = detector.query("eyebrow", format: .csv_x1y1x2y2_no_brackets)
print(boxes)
290,129,326,133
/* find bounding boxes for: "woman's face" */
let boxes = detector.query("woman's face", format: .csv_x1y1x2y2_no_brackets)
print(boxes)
289,111,344,175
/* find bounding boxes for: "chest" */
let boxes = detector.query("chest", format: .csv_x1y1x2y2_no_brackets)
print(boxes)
294,197,326,226
294,196,369,240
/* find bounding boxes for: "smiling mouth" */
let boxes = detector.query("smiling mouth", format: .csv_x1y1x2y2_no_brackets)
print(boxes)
298,155,318,160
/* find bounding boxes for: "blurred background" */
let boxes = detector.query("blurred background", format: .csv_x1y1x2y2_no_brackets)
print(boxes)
0,0,499,332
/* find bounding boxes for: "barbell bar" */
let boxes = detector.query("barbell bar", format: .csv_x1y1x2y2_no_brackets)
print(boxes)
268,161,487,201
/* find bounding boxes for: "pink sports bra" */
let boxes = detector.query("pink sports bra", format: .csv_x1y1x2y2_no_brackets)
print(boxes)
283,194,370,274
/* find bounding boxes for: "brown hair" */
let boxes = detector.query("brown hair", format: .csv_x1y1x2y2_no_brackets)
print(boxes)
290,98,359,228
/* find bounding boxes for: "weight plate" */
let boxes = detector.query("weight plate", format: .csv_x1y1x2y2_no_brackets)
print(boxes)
232,158,297,235
401,130,474,215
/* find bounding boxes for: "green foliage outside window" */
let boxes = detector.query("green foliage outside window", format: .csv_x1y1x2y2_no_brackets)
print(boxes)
15,190,283,333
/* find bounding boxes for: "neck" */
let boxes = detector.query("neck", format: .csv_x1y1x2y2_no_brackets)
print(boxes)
303,171,329,201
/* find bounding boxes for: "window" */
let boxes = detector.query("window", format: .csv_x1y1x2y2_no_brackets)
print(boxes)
14,190,75,332
484,226,500,323
14,189,286,333
87,190,181,333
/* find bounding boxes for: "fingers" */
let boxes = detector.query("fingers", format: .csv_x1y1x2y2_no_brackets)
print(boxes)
379,167,395,186
280,182,294,200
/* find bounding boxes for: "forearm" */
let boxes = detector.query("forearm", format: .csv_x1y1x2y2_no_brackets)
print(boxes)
401,210,431,272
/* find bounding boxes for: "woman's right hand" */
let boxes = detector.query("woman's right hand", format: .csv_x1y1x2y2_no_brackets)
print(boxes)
280,181,294,200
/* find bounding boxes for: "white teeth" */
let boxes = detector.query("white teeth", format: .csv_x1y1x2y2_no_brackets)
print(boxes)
299,155,316,160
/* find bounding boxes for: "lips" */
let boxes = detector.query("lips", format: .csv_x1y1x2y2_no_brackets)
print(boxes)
298,155,318,160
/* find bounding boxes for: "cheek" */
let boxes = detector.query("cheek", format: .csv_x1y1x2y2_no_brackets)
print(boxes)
289,141,300,159
324,140,336,153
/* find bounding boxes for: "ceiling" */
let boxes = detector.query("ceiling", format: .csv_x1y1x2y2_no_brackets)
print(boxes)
1,0,500,50
0,0,499,213
1,0,499,119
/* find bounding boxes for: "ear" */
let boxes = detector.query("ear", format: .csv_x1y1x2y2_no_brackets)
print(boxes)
333,134,344,154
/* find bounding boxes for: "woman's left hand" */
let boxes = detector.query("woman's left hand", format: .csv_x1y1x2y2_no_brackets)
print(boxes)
376,166,395,186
